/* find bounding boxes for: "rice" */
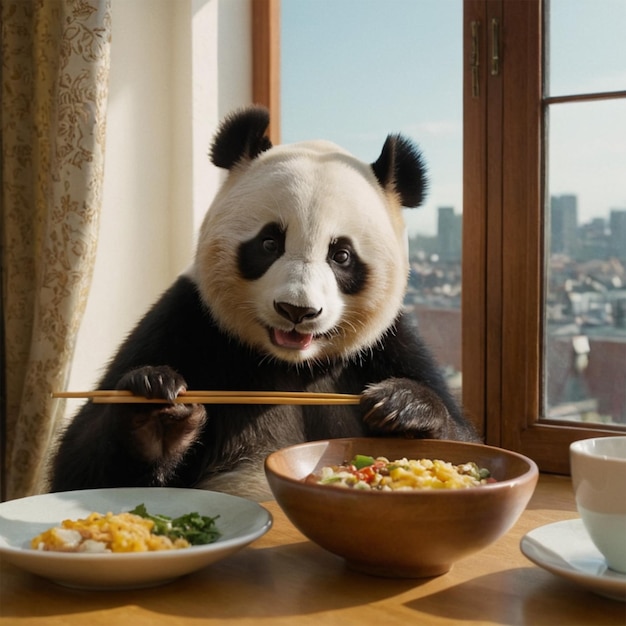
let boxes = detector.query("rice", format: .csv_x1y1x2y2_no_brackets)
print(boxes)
314,456,494,490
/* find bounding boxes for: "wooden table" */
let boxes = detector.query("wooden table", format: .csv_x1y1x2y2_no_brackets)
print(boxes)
1,475,624,625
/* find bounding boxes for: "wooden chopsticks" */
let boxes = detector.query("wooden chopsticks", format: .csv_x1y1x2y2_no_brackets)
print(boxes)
52,390,361,405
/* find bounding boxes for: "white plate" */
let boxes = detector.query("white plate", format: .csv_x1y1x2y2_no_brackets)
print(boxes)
520,518,626,602
0,487,272,590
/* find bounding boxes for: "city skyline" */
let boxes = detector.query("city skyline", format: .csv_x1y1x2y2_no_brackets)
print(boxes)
550,194,626,263
410,198,626,266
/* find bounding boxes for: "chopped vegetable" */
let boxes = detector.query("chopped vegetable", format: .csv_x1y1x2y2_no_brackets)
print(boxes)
351,454,376,470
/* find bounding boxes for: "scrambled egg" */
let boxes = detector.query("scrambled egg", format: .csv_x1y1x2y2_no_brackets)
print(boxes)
31,511,190,553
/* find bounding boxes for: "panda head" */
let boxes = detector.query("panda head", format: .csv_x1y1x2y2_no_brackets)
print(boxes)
193,106,428,365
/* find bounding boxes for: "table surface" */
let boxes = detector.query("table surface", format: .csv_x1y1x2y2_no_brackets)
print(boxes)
1,474,625,626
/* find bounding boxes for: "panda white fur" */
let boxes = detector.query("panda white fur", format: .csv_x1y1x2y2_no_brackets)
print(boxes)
50,106,478,500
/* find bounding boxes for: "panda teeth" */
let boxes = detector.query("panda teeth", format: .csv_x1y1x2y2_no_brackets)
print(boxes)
271,329,314,350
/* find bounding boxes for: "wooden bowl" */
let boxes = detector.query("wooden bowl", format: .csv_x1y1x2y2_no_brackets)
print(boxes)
265,438,538,578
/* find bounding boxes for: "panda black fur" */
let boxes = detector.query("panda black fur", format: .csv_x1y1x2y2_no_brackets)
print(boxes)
50,106,479,500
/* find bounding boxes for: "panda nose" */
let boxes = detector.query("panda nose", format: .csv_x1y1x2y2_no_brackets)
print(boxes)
274,301,322,324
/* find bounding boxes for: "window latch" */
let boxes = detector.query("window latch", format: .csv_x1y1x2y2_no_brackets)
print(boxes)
491,18,500,76
471,21,480,98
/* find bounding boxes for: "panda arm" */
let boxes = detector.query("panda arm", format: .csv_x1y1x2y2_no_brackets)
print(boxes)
355,312,479,442
50,277,212,491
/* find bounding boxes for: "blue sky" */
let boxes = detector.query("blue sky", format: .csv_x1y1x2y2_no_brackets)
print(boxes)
280,0,626,237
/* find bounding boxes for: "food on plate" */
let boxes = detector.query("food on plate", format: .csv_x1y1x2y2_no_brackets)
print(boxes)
310,454,494,490
30,503,220,553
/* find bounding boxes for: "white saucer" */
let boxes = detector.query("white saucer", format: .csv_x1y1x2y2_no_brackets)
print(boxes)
520,518,626,602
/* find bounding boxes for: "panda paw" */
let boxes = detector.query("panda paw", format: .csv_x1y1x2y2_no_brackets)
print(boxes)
360,378,450,439
116,365,187,400
112,366,207,464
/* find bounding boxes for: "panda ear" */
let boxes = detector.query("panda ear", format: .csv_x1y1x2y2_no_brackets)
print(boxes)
210,106,273,169
371,134,429,208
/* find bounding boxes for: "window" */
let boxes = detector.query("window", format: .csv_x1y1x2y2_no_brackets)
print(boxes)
543,1,626,427
255,0,625,473
464,0,625,472
276,0,466,407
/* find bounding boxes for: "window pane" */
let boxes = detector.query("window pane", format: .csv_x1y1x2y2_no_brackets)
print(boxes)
544,99,626,425
281,0,463,397
546,0,626,97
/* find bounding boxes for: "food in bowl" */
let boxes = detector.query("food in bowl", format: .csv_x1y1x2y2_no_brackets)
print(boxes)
311,454,494,490
265,438,539,578
31,504,220,553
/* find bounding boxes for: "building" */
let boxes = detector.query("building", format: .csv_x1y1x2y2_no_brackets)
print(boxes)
551,194,578,256
437,206,462,262
609,209,626,262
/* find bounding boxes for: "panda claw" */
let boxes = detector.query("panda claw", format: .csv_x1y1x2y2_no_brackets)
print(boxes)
116,365,187,402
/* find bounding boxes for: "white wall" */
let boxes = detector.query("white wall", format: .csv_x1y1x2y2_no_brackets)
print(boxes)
65,0,251,414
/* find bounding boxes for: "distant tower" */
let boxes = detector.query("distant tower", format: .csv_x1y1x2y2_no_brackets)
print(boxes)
437,207,462,262
609,209,626,262
551,195,578,256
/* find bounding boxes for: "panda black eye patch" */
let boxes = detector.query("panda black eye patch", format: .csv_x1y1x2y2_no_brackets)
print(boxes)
238,222,286,280
328,237,368,295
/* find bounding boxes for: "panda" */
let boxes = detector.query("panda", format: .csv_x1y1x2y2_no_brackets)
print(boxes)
50,106,478,500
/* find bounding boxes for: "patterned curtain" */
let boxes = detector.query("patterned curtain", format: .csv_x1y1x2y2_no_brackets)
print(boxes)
1,0,111,500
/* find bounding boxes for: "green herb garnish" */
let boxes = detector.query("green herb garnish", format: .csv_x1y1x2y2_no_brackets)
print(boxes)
130,503,221,545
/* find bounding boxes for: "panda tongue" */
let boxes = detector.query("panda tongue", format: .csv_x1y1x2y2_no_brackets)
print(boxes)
274,329,313,350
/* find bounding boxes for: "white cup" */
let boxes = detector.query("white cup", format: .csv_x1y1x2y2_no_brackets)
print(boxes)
570,436,626,573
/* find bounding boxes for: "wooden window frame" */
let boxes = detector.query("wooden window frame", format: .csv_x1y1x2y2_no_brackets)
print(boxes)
256,0,623,475
252,0,281,144
463,0,623,474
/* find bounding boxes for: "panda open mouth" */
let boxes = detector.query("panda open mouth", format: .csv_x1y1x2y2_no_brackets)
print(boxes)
270,328,314,350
